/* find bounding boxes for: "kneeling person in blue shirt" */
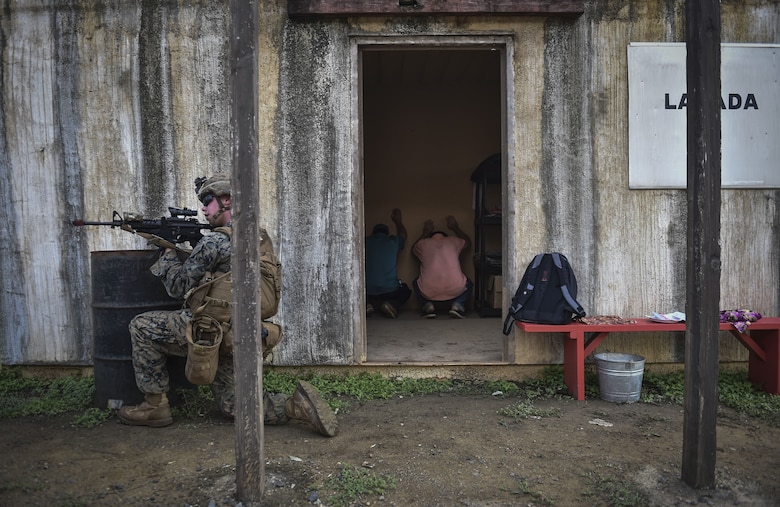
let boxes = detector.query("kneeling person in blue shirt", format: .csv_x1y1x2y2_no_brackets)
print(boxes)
365,208,411,319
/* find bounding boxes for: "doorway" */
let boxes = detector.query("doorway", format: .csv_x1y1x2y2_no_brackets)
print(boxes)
358,40,510,364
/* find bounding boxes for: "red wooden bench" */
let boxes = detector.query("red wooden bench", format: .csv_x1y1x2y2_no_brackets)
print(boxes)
516,317,780,400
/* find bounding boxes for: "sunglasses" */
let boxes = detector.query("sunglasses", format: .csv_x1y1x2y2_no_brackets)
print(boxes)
201,194,216,206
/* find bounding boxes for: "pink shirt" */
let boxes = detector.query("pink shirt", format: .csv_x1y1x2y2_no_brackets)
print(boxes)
413,235,467,300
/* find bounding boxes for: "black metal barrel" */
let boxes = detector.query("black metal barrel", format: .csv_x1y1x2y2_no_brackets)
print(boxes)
91,250,193,408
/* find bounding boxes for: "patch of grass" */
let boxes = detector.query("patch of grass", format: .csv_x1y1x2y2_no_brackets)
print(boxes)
2,365,778,429
451,378,520,396
499,400,562,423
582,471,648,507
263,370,457,408
172,385,215,419
717,369,780,426
506,478,554,505
641,370,685,403
381,375,453,396
262,369,300,395
520,365,569,400
264,368,568,418
638,368,780,426
323,464,395,507
0,481,47,494
70,407,114,428
0,368,93,419
344,373,448,399
311,371,454,400
58,494,89,507
585,368,602,399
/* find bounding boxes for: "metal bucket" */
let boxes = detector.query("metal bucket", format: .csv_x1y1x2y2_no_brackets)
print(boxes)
594,352,645,403
91,250,192,409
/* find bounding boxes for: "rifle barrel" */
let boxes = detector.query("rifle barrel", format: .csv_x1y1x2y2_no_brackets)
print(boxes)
72,220,122,227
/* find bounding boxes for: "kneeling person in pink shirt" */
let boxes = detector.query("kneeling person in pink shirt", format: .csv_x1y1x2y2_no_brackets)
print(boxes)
412,216,473,319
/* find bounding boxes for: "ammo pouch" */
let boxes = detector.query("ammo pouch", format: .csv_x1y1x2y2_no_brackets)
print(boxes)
185,271,233,356
185,315,223,385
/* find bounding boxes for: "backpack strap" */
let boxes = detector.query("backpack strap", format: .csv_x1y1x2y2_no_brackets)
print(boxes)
502,311,517,335
502,253,544,335
214,226,232,238
511,253,543,310
552,253,586,319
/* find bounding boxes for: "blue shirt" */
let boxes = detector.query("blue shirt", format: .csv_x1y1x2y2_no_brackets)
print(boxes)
365,233,404,295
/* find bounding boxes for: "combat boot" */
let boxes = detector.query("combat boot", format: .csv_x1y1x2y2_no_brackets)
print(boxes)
285,381,338,437
118,393,173,427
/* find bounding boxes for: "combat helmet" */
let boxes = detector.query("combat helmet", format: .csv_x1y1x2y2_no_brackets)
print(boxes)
195,173,231,202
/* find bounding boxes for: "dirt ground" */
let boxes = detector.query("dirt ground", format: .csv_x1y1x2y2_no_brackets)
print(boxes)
1,392,779,507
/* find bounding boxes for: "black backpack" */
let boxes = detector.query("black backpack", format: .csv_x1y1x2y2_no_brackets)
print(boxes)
502,253,586,334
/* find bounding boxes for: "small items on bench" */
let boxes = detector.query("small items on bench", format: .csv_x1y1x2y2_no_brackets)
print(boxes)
578,315,636,325
647,311,685,323
720,309,762,332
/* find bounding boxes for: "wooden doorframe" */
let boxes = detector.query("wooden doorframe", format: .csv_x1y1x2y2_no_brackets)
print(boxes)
350,34,516,364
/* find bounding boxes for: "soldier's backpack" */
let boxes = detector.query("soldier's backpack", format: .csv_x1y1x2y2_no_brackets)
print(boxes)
185,226,282,318
502,252,586,334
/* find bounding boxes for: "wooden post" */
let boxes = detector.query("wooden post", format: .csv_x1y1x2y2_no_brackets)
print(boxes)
229,0,264,502
682,0,721,489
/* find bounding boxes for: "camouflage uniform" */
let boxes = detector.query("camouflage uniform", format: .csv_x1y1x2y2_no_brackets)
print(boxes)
128,227,290,424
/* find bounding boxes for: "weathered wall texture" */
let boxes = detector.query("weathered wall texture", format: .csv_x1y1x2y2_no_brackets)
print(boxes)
274,1,780,366
570,1,780,364
1,0,778,367
1,0,230,364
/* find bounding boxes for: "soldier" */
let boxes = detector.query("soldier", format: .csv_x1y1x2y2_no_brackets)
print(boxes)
118,173,338,437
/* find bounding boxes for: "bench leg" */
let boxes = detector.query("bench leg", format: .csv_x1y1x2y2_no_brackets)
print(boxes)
747,328,780,395
563,332,586,400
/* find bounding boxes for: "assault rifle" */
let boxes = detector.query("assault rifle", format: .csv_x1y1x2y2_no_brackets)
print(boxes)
72,207,212,252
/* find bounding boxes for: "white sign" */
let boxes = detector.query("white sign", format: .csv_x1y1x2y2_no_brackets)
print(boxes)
628,43,780,188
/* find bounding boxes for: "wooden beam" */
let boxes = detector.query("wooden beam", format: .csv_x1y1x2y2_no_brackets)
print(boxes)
287,0,585,17
230,0,264,502
682,0,721,489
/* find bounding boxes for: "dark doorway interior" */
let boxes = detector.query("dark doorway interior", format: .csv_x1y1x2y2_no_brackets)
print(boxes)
361,47,505,363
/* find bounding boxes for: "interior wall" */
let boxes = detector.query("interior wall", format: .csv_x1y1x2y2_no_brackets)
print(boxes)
362,49,502,311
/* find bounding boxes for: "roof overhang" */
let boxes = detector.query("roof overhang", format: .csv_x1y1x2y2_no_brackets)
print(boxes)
288,0,585,18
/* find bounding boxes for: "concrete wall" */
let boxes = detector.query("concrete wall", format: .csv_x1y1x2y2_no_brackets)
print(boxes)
1,0,779,367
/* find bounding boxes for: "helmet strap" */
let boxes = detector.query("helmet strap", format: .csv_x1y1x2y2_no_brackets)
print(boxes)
212,195,231,221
